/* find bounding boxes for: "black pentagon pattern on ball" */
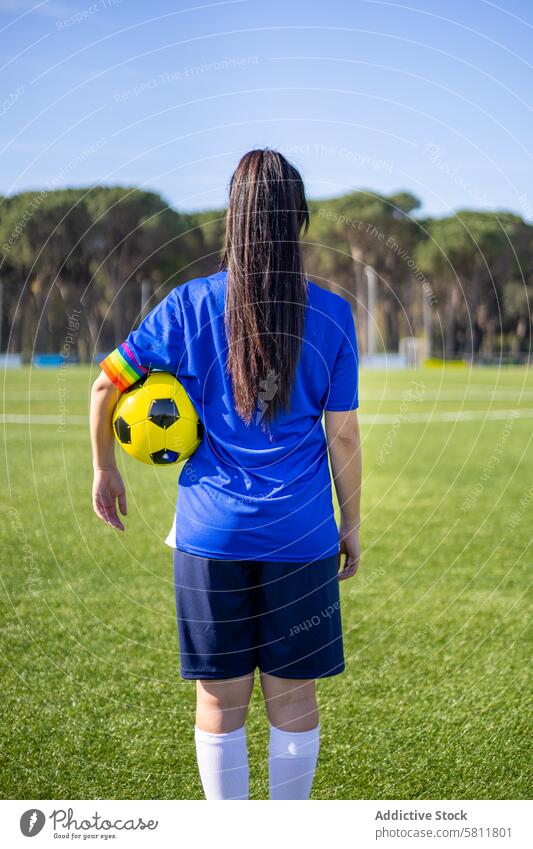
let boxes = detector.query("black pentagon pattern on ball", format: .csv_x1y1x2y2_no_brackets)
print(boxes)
148,397,179,429
197,419,204,441
114,416,131,444
150,448,180,465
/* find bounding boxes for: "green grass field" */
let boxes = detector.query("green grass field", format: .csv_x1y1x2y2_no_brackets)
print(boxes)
1,364,531,800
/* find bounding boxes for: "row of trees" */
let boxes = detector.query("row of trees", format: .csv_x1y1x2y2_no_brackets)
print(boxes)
0,185,531,361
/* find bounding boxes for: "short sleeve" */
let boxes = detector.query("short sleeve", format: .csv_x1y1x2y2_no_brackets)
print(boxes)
100,291,183,393
324,303,359,411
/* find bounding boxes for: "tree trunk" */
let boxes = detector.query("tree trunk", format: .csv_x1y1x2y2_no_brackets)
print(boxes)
512,317,527,356
31,275,52,354
56,278,87,362
349,243,367,353
6,281,28,355
444,287,460,358
382,296,399,352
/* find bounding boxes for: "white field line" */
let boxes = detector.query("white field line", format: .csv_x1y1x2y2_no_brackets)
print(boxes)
362,390,533,401
2,391,90,400
3,389,533,401
1,409,533,427
360,409,533,425
1,414,87,425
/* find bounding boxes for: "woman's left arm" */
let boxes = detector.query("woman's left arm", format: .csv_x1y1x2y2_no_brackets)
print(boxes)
90,371,127,531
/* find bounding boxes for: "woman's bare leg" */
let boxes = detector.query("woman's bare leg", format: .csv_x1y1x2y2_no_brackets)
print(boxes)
196,673,254,733
260,672,318,730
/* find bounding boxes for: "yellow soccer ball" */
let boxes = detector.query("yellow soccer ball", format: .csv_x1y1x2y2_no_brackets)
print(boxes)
112,372,203,465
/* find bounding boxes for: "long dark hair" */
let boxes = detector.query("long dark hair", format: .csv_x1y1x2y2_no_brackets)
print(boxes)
221,148,309,425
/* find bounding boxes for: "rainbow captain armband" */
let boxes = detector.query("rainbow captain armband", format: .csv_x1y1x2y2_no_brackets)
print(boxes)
100,341,148,393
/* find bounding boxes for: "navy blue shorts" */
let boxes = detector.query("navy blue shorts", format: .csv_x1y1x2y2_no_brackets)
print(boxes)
173,550,345,680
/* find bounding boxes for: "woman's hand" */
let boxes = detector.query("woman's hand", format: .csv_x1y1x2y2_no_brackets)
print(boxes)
338,523,360,581
92,467,127,531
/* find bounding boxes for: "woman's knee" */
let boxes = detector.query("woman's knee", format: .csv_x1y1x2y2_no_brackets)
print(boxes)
196,674,254,733
260,674,318,731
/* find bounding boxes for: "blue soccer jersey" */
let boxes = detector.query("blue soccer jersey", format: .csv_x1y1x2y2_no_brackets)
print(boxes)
100,270,359,562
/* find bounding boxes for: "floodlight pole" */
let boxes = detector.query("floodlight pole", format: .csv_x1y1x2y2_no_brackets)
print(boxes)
422,288,432,359
365,265,377,357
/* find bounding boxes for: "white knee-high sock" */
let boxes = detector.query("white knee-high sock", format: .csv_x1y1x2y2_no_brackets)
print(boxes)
268,723,320,800
194,726,249,800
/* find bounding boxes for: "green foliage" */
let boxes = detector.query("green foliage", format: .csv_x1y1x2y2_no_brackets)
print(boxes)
0,186,531,359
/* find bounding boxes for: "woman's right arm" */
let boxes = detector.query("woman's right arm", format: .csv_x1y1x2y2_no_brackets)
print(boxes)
325,408,362,580
90,371,127,531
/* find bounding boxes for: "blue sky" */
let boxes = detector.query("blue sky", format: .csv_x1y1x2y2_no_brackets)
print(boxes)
1,0,532,219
